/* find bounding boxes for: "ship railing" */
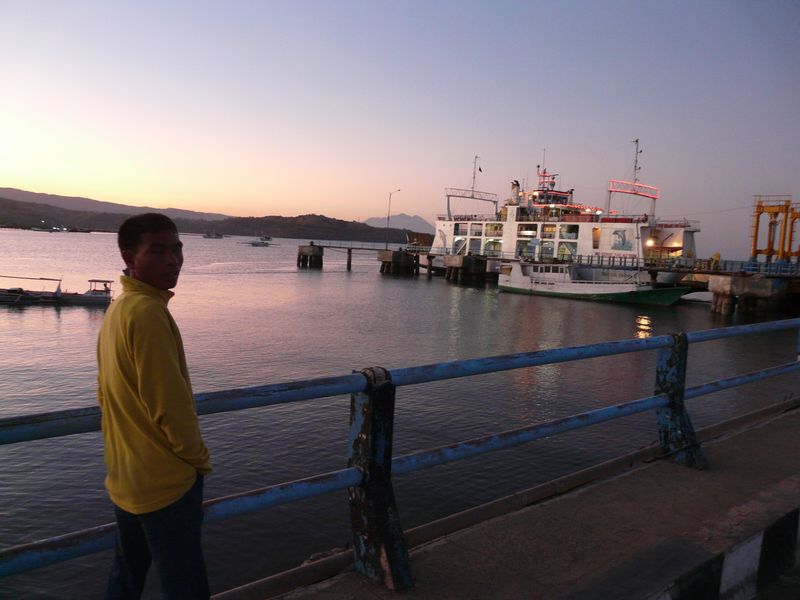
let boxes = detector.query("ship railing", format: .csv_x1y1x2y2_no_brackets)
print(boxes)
405,244,433,254
436,213,500,222
2,320,800,591
599,215,651,223
308,240,390,250
521,255,646,269
400,250,799,276
549,255,800,276
741,260,800,276
482,250,504,258
650,218,701,228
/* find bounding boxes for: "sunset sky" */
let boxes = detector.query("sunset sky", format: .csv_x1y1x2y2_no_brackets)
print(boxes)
1,1,798,258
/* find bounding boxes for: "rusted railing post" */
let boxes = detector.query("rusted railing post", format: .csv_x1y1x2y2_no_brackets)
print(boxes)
654,333,707,468
796,325,799,363
347,367,413,590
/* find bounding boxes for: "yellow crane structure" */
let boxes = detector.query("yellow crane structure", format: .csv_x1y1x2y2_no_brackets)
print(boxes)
750,195,799,263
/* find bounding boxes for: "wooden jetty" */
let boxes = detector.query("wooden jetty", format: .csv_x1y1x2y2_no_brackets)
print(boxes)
297,236,799,315
296,242,411,272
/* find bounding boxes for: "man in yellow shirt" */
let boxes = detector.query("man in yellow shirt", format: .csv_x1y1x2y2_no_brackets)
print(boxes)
98,213,212,599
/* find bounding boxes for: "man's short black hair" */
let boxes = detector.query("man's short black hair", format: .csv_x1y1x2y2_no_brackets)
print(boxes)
118,213,178,253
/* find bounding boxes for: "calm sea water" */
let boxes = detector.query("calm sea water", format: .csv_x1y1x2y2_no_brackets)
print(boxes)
1,228,797,598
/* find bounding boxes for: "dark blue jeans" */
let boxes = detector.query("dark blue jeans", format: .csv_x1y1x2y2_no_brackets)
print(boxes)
106,475,209,600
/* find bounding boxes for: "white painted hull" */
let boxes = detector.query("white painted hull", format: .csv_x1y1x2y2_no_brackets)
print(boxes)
498,262,690,305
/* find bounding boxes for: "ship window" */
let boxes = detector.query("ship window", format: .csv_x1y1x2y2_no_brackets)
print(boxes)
592,227,601,250
485,223,504,236
468,238,482,254
470,223,483,236
541,224,556,239
559,224,579,240
515,239,534,257
454,223,469,235
539,241,554,258
517,223,537,237
557,242,577,260
484,240,503,256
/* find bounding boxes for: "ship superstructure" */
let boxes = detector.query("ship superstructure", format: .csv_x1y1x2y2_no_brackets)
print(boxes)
430,147,698,270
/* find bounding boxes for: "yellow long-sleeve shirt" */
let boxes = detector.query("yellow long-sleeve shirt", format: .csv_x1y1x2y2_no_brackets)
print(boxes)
97,275,211,514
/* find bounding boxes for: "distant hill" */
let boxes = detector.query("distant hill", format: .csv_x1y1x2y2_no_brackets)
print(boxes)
0,187,229,221
0,196,413,243
363,213,434,234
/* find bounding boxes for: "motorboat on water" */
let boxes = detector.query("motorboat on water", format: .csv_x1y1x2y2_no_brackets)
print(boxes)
498,261,691,306
426,144,699,284
249,235,272,247
0,276,113,307
62,279,114,306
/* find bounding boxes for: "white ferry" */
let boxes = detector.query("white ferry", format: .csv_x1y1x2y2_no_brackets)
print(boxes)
428,148,699,280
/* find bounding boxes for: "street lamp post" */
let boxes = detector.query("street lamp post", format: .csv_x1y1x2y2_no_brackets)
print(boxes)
385,188,401,249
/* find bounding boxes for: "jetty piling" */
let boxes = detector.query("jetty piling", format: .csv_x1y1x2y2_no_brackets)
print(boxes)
708,274,789,315
444,254,488,284
377,249,417,276
297,243,323,269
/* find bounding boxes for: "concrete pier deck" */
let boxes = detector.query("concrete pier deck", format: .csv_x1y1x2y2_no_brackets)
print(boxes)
219,402,800,600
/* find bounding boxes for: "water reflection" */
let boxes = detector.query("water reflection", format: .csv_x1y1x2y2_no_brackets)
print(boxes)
635,315,652,338
2,230,797,598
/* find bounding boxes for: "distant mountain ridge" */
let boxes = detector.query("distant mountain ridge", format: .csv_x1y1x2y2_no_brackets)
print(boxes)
363,213,434,234
0,187,229,221
0,195,414,243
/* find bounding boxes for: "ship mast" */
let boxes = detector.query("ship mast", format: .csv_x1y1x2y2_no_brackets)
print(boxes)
605,139,658,218
445,156,498,220
632,138,642,185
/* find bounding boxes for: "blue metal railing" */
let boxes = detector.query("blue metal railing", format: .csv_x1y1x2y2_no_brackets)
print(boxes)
1,319,799,590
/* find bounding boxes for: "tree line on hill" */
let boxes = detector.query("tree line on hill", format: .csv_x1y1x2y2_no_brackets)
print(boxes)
0,196,413,243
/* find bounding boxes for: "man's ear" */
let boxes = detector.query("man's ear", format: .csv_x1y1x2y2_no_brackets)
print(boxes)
121,250,135,269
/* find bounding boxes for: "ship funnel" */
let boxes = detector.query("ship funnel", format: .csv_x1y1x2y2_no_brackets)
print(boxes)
510,180,521,205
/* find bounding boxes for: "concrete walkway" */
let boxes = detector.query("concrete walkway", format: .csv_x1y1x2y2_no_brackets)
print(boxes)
220,403,800,600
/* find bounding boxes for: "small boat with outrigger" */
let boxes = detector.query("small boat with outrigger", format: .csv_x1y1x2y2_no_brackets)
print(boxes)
0,275,113,307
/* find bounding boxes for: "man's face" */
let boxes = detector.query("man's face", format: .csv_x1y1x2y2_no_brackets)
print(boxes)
122,230,184,290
